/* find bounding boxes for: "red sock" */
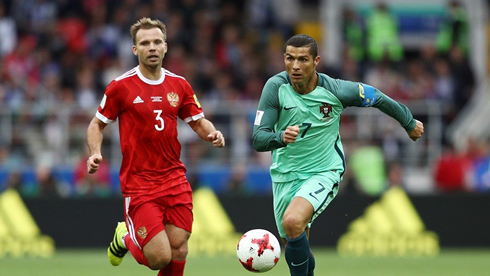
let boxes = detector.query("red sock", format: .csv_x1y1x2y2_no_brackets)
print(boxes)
158,260,186,276
124,234,150,267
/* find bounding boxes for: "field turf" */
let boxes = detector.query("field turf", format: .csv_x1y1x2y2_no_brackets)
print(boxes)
1,248,489,276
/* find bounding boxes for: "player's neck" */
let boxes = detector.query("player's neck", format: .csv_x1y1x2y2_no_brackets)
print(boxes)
139,64,162,80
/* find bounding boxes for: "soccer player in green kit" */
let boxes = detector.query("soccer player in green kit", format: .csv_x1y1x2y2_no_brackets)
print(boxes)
252,34,424,276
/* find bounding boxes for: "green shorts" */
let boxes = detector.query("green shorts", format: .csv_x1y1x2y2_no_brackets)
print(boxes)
272,171,340,238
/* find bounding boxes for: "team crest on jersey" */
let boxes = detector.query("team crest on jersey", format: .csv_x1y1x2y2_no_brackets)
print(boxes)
167,92,179,107
137,226,148,239
320,103,332,122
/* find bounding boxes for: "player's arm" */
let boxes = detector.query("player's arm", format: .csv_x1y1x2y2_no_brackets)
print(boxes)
86,116,107,174
334,79,423,141
189,118,225,147
252,79,288,152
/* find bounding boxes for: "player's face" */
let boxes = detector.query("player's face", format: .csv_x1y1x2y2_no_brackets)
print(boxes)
133,28,167,68
284,46,320,87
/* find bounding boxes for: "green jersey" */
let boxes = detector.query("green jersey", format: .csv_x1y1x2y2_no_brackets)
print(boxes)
252,71,416,183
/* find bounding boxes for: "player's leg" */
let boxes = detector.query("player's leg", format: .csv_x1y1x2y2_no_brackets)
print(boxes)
157,224,191,276
141,229,173,269
283,197,313,239
284,172,341,276
283,197,313,276
273,180,310,276
284,228,315,276
157,189,193,276
122,197,171,269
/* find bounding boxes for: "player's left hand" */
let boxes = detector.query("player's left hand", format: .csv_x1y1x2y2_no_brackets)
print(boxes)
207,131,225,147
408,120,424,141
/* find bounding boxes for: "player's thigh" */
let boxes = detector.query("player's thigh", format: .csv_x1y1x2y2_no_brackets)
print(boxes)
126,198,166,250
143,229,172,260
295,172,340,223
165,223,191,250
272,179,303,239
283,196,314,225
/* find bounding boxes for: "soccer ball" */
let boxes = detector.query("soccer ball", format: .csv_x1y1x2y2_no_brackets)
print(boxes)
236,229,281,273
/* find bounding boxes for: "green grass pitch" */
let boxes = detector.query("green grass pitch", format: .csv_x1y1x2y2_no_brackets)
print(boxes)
1,248,489,276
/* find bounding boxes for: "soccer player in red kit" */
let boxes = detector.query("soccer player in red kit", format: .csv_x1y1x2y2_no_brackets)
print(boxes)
86,17,225,276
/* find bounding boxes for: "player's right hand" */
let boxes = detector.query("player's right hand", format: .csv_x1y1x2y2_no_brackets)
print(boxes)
283,125,300,144
87,154,103,174
408,120,424,141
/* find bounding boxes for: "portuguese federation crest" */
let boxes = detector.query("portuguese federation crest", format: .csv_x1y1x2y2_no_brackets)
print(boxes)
320,103,332,121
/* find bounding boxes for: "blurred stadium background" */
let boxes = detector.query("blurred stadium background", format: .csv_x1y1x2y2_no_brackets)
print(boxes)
1,0,490,275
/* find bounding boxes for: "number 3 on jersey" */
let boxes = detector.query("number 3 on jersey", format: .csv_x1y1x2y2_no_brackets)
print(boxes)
154,110,164,131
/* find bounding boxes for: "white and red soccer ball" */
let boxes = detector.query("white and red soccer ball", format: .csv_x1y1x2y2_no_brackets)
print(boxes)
236,229,281,273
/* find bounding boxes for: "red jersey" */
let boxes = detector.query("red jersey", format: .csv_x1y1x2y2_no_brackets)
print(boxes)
96,66,203,197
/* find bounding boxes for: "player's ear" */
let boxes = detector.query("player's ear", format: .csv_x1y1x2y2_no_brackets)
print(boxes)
314,55,321,66
132,45,137,56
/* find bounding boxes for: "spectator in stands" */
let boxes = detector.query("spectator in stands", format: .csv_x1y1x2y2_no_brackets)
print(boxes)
74,151,111,197
365,2,403,63
433,143,472,192
75,65,98,111
342,6,365,64
436,0,469,56
448,46,475,112
20,163,70,198
0,3,17,58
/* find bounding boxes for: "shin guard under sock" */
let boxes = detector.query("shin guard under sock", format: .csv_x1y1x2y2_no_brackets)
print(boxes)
285,231,310,276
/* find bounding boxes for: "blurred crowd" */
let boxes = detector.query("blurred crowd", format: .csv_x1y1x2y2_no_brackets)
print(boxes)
0,0,488,197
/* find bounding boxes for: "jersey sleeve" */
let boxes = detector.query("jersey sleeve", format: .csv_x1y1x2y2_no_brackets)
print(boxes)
252,78,287,152
178,80,204,123
334,79,416,132
96,80,122,124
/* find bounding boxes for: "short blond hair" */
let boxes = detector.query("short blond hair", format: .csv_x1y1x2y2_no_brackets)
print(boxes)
130,17,167,45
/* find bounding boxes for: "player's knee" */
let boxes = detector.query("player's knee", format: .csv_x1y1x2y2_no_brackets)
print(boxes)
146,251,171,270
282,215,305,238
173,244,189,260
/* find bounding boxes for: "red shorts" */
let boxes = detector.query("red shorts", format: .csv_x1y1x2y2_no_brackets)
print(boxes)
124,184,193,249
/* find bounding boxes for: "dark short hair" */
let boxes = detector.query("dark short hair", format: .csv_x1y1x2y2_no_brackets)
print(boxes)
284,34,318,57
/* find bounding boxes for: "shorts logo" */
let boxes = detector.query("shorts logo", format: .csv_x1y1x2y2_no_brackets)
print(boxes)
137,226,148,239
309,183,325,201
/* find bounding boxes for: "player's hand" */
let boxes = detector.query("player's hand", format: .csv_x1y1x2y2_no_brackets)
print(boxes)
408,120,424,141
207,131,225,148
283,125,300,144
87,153,103,174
